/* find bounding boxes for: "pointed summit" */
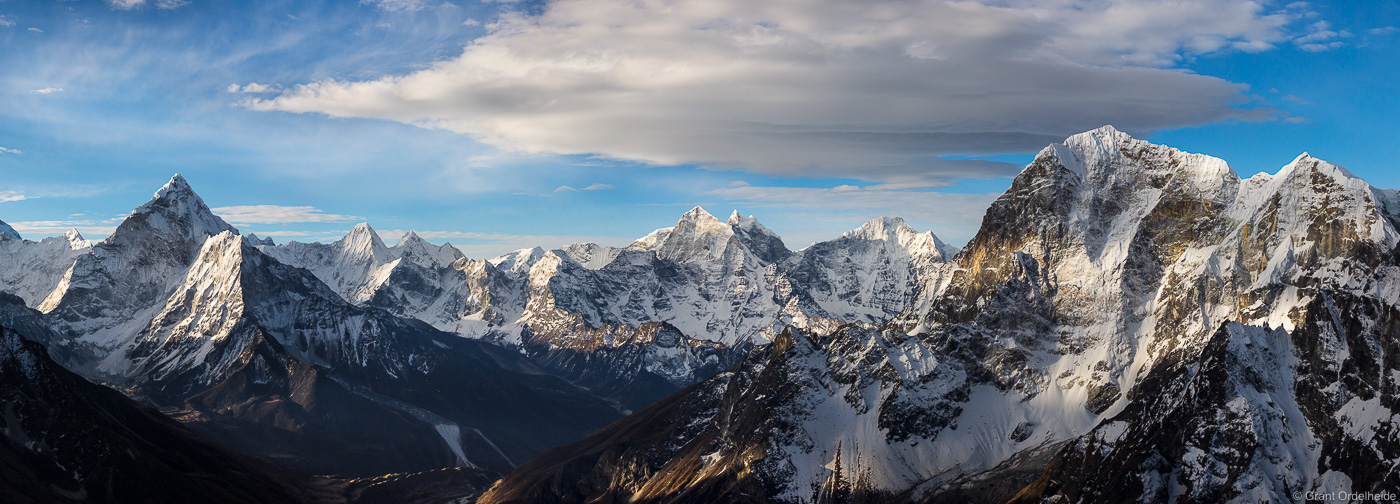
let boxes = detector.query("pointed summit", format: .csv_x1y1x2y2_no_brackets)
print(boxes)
243,233,275,247
724,210,767,231
0,219,19,240
63,229,86,248
107,174,236,252
678,206,724,226
393,230,464,269
154,173,194,199
631,206,788,263
335,222,392,263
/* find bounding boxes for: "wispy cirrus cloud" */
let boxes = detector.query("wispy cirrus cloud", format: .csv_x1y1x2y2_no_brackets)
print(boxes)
30,87,62,95
361,0,430,13
247,0,1318,188
554,183,614,193
0,190,33,203
226,82,280,94
0,147,22,155
107,0,190,10
211,205,361,224
8,219,119,237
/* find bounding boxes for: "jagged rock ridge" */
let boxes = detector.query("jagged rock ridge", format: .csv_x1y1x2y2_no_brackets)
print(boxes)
258,207,957,410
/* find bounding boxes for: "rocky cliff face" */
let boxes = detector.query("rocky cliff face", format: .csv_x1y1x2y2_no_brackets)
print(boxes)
479,126,1400,504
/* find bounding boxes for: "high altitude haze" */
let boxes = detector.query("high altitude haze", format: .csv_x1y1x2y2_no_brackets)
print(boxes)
1,0,1397,256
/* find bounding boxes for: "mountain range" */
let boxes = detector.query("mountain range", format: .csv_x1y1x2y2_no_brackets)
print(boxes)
1,126,1397,503
476,126,1400,503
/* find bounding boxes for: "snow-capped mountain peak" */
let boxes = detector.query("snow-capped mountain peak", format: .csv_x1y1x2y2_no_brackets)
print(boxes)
243,233,274,246
110,174,236,249
62,229,85,247
631,206,789,264
488,246,547,277
392,230,464,269
844,216,917,243
837,216,958,261
0,219,19,240
334,222,392,263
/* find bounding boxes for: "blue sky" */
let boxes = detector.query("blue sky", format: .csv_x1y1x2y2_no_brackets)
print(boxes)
0,0,1395,257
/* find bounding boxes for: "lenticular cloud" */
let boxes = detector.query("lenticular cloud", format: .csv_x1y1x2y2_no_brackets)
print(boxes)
247,0,1302,186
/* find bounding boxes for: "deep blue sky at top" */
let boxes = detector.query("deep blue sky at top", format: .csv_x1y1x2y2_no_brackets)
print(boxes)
0,0,1395,257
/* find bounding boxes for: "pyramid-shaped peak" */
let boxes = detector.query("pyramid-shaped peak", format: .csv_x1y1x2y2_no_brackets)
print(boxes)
335,222,391,259
1278,152,1359,181
138,174,215,212
155,173,194,199
401,230,424,242
113,174,236,246
341,222,385,243
680,206,720,223
63,229,86,247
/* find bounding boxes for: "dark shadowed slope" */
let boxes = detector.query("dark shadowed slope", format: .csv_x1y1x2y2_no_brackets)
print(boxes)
0,322,316,504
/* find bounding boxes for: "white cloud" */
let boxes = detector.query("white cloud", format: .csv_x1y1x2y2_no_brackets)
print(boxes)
463,19,481,27
211,205,361,224
9,220,116,238
31,87,63,95
26,27,41,33
0,147,22,155
0,16,14,28
247,0,1310,187
0,190,32,203
227,82,279,93
1369,27,1398,36
1293,20,1348,51
107,0,189,10
555,183,614,192
362,0,429,12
